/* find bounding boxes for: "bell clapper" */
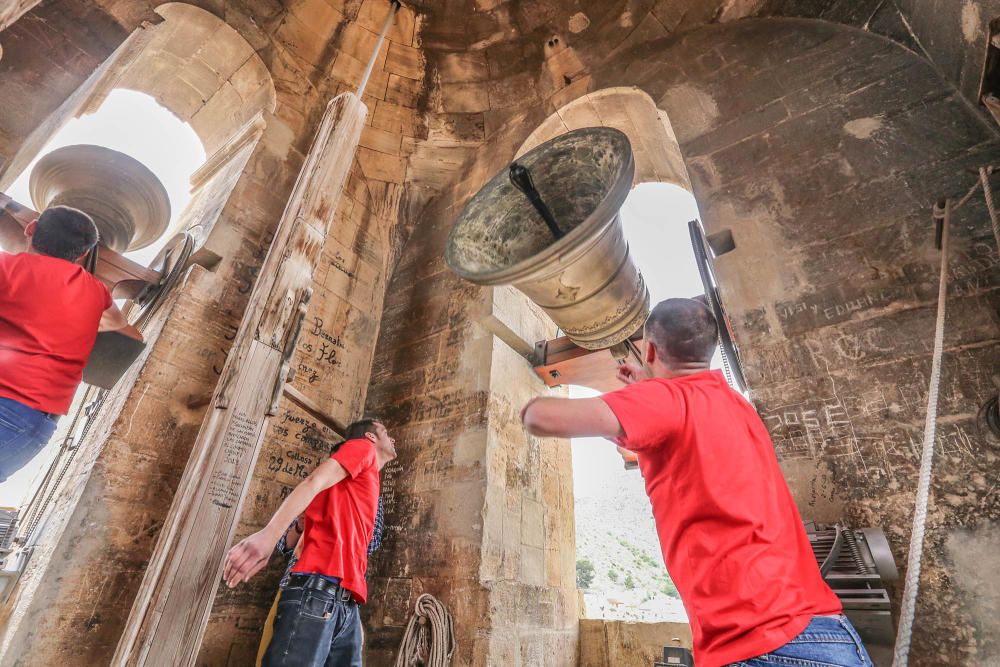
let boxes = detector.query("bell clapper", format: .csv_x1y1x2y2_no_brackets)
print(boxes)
508,162,565,241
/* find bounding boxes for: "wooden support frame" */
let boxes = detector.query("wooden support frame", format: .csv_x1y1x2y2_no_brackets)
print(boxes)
532,333,643,469
112,93,368,666
532,331,642,394
0,193,161,298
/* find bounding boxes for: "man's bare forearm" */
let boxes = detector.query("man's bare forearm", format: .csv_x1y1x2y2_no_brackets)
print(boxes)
521,396,624,440
260,479,324,544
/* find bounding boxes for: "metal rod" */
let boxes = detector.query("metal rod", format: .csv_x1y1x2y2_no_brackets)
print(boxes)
509,162,564,240
357,0,400,98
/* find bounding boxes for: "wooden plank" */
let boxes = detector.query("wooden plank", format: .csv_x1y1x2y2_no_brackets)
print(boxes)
283,383,347,437
113,92,368,667
533,333,642,393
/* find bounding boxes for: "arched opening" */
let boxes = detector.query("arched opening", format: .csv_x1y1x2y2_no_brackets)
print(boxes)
2,88,206,264
570,181,703,623
514,88,738,623
0,88,205,511
0,2,276,251
0,2,277,628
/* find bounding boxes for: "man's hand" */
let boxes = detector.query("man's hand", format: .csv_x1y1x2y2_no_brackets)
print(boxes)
223,529,278,588
616,362,646,386
99,303,144,341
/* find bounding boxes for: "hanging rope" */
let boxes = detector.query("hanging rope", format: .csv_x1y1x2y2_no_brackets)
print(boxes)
393,594,456,667
891,200,951,667
980,167,1000,254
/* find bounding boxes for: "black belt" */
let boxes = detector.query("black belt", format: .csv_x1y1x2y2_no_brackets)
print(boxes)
286,574,353,603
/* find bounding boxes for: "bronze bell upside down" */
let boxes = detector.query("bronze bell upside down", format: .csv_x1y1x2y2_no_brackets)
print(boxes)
445,127,649,350
29,144,171,254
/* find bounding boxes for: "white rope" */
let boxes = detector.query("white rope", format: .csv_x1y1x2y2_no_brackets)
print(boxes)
981,168,1000,254
891,200,951,667
393,593,456,667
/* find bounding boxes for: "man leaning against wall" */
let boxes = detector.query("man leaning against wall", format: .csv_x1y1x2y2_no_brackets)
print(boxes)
225,418,396,667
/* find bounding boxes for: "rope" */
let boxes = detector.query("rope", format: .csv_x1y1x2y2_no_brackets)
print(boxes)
981,168,1000,445
979,168,1000,253
15,388,107,545
394,594,456,667
892,199,951,667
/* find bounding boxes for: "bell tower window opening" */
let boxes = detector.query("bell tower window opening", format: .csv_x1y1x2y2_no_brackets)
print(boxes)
2,88,206,265
573,181,725,623
0,89,205,512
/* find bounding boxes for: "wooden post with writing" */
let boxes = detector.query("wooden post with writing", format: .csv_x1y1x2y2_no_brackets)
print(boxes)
112,93,368,667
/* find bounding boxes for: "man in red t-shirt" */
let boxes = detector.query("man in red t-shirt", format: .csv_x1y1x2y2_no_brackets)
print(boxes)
224,418,397,667
521,298,873,667
0,206,141,482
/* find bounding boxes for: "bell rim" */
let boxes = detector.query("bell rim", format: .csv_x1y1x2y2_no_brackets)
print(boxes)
445,127,635,286
28,144,172,252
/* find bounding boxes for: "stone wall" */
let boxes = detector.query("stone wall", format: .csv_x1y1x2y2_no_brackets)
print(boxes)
0,0,425,663
578,619,692,667
367,12,1000,667
362,179,579,664
597,18,1000,665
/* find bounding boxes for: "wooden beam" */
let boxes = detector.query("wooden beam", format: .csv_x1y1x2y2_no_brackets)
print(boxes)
283,383,347,437
113,93,368,666
0,193,161,298
532,333,642,394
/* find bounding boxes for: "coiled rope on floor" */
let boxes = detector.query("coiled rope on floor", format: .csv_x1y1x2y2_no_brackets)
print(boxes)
394,594,456,667
891,200,951,667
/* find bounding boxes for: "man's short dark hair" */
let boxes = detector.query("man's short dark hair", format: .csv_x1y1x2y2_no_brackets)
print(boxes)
645,298,719,365
32,206,99,261
344,418,382,442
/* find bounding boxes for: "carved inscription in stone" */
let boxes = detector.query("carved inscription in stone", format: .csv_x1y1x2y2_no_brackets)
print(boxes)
207,409,259,509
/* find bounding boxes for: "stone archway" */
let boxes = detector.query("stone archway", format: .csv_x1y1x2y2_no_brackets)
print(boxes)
0,2,277,252
0,6,279,664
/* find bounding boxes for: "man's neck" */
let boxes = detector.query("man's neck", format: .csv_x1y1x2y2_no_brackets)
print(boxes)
653,362,711,380
376,452,393,471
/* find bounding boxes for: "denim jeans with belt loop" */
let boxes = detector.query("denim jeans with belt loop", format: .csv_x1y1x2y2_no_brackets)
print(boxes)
262,574,362,667
728,615,875,667
0,397,59,483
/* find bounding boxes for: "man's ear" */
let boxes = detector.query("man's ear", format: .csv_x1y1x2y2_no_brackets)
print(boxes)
24,219,37,239
645,340,657,365
365,431,377,443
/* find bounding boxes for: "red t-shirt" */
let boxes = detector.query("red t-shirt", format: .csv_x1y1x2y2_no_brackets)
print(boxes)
601,370,841,667
292,438,380,602
0,252,111,415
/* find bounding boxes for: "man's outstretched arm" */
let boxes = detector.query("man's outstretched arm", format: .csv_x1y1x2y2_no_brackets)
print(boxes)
99,302,143,340
223,457,349,587
521,396,625,440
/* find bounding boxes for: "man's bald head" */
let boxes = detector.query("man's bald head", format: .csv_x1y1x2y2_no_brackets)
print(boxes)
644,298,719,366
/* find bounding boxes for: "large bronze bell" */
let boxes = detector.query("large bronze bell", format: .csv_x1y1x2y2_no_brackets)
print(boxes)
29,144,171,253
445,127,648,350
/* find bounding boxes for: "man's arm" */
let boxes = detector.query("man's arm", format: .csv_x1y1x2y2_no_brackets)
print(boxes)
223,457,349,587
521,396,625,440
99,303,143,340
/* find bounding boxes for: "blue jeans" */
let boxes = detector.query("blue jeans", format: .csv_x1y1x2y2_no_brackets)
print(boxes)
0,397,58,483
729,615,873,666
262,575,362,667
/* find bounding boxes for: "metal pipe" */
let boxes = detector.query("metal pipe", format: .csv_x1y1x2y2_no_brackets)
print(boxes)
357,0,400,98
